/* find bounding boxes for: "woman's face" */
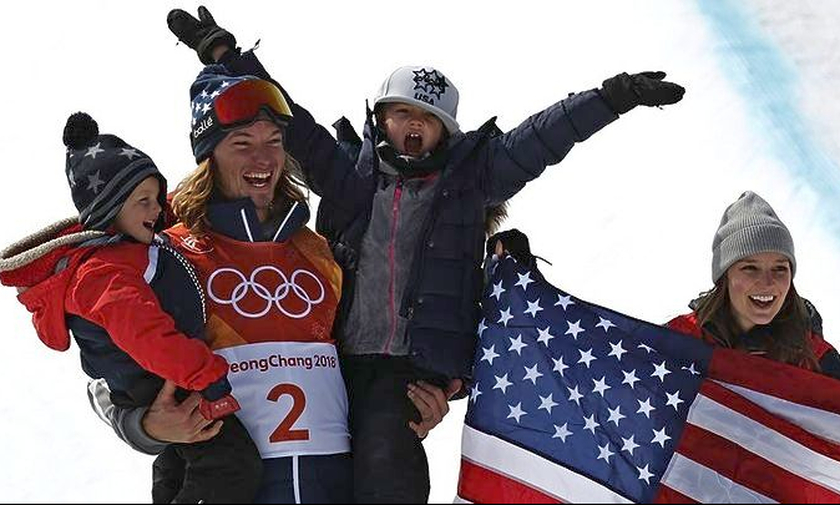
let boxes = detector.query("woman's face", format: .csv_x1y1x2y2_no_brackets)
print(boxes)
212,120,285,221
726,252,792,332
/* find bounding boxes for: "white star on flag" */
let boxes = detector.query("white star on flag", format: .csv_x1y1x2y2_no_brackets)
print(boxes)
637,464,654,485
522,364,543,385
595,317,616,332
477,319,488,337
597,443,614,463
524,298,543,318
537,394,559,414
555,294,574,310
621,435,640,456
652,361,671,382
508,335,527,355
651,426,671,448
565,319,585,339
507,403,527,423
552,423,572,443
470,384,482,403
637,398,655,418
682,363,700,375
606,405,625,426
583,414,599,434
493,374,513,394
607,340,627,361
498,307,513,326
621,369,641,389
515,271,534,291
577,348,596,368
490,281,505,301
536,327,555,347
567,385,583,406
638,343,655,353
592,376,611,397
665,390,684,411
552,356,568,376
480,345,500,365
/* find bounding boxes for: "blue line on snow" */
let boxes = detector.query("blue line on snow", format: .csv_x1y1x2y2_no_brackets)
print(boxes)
697,0,840,237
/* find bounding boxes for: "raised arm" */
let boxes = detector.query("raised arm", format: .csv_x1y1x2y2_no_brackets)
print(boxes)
480,71,684,204
167,8,374,219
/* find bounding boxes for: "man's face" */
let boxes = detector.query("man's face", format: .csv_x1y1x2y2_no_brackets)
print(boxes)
212,120,286,221
380,102,445,157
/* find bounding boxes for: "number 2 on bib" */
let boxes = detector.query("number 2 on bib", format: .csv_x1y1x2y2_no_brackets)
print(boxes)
267,383,310,442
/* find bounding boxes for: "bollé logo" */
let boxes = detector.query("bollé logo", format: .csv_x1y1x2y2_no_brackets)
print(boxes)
193,116,214,139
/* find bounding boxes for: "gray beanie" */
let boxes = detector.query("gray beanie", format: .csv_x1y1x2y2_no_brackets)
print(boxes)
711,191,795,283
373,66,460,134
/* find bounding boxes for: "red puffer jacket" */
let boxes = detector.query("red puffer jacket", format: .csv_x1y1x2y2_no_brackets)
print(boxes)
666,311,840,379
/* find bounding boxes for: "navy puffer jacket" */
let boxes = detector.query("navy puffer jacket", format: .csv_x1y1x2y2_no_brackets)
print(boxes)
222,50,618,378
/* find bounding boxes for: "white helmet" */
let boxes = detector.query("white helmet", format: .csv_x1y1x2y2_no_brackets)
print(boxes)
373,66,460,134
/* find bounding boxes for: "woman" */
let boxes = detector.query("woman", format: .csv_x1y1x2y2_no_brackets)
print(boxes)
90,66,452,503
666,191,840,377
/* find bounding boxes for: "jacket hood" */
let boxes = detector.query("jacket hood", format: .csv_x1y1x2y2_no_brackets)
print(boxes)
0,217,112,351
0,217,108,288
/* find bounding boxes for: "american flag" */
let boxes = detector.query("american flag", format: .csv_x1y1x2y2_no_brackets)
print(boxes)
458,255,840,503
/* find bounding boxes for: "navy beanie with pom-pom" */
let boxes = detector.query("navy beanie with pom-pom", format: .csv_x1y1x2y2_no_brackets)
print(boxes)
64,112,167,231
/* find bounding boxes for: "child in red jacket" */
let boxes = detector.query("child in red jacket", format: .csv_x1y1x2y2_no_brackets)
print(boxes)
0,113,261,503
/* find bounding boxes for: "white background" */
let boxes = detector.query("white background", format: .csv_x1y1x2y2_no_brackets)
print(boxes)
1,1,838,502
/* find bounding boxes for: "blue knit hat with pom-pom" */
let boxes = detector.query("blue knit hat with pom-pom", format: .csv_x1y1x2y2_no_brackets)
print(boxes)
63,112,167,231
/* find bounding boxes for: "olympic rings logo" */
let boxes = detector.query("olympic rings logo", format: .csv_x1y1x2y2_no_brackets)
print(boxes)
207,266,325,319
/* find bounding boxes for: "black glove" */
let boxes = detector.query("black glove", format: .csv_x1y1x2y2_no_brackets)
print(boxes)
600,71,685,115
487,229,535,269
167,6,237,65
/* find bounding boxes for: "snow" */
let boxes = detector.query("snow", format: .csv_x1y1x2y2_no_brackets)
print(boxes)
1,1,838,502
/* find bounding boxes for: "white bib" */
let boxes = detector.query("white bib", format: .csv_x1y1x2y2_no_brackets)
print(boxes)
216,342,350,459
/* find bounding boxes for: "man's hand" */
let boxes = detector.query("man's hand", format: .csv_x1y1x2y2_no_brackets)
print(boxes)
408,379,463,439
167,6,236,64
600,71,685,114
142,380,223,443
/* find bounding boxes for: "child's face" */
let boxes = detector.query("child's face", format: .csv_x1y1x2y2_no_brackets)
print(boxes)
380,103,444,157
113,176,162,244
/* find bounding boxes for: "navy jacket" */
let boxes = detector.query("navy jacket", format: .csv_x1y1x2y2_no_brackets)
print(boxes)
222,50,619,378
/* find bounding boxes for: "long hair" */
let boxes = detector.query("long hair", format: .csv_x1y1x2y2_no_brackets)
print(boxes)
694,275,818,369
172,154,307,237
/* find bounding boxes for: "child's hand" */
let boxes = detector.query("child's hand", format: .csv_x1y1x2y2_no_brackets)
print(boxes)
142,380,223,443
600,71,686,115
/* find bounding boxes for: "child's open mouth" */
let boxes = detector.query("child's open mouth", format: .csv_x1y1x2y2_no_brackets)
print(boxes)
243,171,273,188
404,132,424,155
143,220,156,231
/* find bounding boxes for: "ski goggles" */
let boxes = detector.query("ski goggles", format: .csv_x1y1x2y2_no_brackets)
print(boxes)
213,78,293,128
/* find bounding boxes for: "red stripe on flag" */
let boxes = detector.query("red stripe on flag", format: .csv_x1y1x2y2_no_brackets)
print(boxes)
699,381,840,461
709,348,840,413
677,423,840,503
653,486,697,503
458,458,563,504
